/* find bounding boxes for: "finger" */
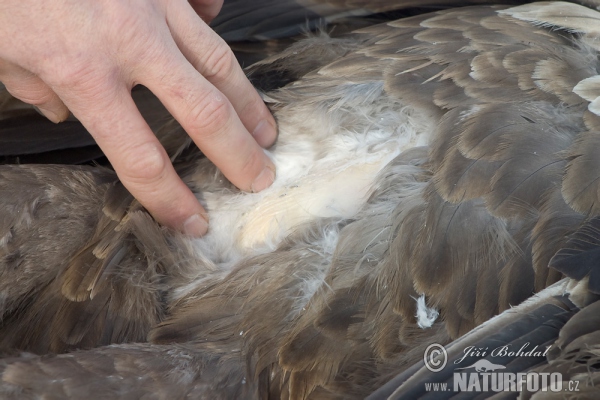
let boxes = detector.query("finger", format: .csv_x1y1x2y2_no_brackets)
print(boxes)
58,81,209,236
0,60,69,123
188,0,224,23
166,1,277,148
142,57,276,194
136,33,276,195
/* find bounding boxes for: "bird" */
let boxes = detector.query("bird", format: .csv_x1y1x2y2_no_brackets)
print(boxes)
1,1,600,399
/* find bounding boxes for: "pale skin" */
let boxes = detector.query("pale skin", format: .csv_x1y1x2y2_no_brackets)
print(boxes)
0,0,278,236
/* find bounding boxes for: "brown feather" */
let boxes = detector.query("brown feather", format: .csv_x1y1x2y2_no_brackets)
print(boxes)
3,2,600,398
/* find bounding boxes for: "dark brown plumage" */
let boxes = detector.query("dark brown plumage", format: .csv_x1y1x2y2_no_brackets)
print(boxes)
1,1,600,399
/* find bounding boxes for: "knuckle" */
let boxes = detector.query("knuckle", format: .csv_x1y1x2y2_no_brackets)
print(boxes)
119,141,169,185
14,24,124,104
48,62,93,88
183,92,231,136
240,92,267,119
46,60,118,101
201,43,235,82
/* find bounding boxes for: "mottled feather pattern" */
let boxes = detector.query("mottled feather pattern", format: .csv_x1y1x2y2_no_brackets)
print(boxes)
0,166,174,354
156,4,600,396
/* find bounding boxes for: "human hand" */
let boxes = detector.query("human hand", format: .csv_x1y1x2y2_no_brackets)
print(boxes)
0,0,277,236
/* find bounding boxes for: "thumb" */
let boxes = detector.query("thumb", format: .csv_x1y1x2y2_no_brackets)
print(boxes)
0,60,69,123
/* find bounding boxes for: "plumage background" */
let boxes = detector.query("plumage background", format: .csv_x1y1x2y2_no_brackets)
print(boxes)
1,1,600,399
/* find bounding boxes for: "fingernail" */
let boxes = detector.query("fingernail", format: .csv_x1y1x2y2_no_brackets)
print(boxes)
251,165,276,193
182,213,209,237
36,107,61,124
252,119,277,147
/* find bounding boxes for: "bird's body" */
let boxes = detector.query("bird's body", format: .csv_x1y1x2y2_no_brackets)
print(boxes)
185,67,431,271
1,1,600,399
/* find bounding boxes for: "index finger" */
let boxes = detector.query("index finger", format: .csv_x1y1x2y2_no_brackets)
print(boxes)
166,1,278,148
137,35,277,194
